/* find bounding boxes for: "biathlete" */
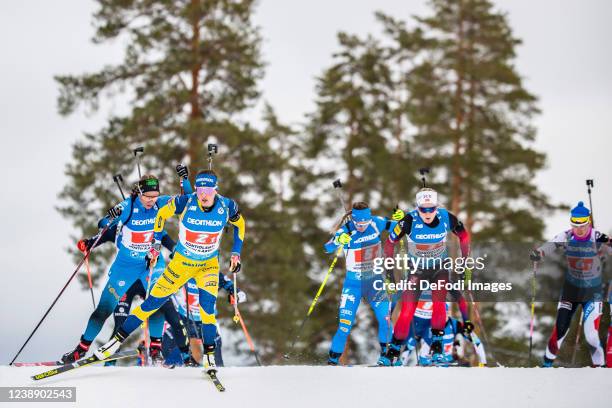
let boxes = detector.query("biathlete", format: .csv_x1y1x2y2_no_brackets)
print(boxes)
94,170,245,373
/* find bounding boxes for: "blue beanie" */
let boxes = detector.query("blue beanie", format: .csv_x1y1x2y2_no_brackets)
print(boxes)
570,201,590,218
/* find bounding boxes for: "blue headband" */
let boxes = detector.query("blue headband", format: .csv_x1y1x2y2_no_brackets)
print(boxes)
195,173,218,189
352,207,371,222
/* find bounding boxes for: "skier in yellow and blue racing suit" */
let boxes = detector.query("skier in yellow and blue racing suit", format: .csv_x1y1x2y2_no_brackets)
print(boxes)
94,169,245,373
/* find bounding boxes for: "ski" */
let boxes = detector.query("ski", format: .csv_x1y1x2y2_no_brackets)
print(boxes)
205,370,226,392
31,350,139,381
14,361,60,367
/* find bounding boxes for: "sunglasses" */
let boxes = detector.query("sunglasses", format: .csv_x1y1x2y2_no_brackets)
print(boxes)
570,216,590,227
196,186,217,196
418,206,438,214
141,193,160,199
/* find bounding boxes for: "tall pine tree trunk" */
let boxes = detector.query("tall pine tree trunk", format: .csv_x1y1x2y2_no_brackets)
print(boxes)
189,0,202,164
451,0,465,217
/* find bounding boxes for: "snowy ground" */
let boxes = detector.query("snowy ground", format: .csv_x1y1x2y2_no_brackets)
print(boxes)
1,365,610,408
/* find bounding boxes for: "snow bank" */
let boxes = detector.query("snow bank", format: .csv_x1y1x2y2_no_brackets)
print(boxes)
1,365,609,408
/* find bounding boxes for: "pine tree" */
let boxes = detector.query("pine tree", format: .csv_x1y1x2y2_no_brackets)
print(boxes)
57,0,264,279
397,0,558,242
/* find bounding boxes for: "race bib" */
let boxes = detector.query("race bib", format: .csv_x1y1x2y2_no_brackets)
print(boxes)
120,227,154,252
181,228,221,256
346,243,380,272
414,301,433,319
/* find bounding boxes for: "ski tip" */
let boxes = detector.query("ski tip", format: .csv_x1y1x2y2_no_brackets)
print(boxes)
31,368,60,381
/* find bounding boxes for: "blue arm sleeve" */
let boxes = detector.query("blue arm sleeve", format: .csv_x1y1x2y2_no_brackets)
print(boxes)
227,198,240,220
174,194,190,214
373,216,396,233
182,179,193,194
231,225,244,255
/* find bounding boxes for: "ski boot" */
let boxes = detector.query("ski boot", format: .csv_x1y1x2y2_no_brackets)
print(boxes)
542,357,554,368
327,351,342,366
182,353,201,367
378,343,390,366
442,353,455,364
94,332,126,360
149,338,164,366
418,355,432,366
377,341,402,366
430,330,447,366
203,344,217,374
60,337,91,364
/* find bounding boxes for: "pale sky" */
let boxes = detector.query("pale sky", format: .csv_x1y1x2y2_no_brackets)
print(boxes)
0,0,610,364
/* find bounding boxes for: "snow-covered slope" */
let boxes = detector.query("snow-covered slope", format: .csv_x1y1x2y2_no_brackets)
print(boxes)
1,365,609,408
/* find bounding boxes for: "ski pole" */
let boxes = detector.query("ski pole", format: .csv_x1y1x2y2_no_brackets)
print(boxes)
284,245,344,360
606,281,612,368
84,257,96,309
9,225,110,365
586,179,595,226
332,179,349,213
208,143,218,170
232,272,239,324
113,174,126,200
141,261,155,366
528,261,537,363
419,167,430,188
133,146,144,179
231,272,262,366
464,287,496,364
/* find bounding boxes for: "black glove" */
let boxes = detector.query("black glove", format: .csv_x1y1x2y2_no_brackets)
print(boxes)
176,164,189,180
529,249,542,262
107,205,123,220
596,233,610,244
462,320,474,335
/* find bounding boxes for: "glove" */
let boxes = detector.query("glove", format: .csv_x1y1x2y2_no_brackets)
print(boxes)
334,233,352,246
147,241,162,266
229,254,241,273
462,320,475,335
107,205,123,220
392,208,405,221
596,233,611,244
463,267,473,283
530,249,542,262
76,239,92,253
176,164,189,180
384,269,395,285
228,289,247,305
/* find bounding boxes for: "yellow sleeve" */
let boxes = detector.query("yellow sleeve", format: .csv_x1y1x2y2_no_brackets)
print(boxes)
154,197,177,235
